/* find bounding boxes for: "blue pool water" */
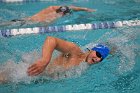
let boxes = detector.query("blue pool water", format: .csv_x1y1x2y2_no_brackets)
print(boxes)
0,0,140,93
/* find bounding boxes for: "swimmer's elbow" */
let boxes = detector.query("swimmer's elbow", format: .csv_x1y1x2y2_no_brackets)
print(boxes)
47,36,55,40
46,36,56,43
45,36,57,47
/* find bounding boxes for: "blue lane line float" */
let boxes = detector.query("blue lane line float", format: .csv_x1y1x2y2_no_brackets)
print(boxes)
0,20,140,38
1,0,48,3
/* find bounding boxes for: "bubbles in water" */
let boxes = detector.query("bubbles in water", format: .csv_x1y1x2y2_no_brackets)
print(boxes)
42,62,89,80
103,0,117,4
134,0,140,3
0,50,89,83
87,26,139,75
117,44,136,74
0,60,30,83
8,61,31,83
0,51,41,84
107,27,139,74
21,50,41,64
65,62,89,78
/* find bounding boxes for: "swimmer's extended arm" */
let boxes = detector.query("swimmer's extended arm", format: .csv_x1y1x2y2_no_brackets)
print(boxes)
27,6,61,22
69,6,96,12
28,36,81,76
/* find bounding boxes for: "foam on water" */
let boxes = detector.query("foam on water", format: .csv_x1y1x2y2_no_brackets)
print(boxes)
104,27,139,74
0,51,41,83
43,62,89,80
0,50,89,83
82,26,139,76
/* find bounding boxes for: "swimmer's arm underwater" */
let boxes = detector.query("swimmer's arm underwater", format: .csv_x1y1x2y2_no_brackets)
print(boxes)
27,36,81,76
69,6,96,12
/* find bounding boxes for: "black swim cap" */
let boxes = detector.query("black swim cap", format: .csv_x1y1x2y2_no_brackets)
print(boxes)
56,6,72,15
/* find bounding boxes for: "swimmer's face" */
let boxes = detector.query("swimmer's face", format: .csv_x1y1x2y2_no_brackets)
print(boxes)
86,51,102,64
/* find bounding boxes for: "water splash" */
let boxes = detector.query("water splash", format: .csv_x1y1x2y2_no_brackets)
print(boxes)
39,60,89,80
134,0,140,3
0,60,31,83
104,27,139,74
0,51,41,84
0,50,89,83
65,62,89,78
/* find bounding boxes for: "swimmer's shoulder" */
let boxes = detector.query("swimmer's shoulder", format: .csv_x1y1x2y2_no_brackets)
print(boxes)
47,6,60,10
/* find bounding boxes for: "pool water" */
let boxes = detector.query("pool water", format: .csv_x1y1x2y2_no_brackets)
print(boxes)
0,0,140,93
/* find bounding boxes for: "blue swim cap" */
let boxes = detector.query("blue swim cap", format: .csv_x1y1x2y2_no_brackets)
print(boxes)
91,44,110,59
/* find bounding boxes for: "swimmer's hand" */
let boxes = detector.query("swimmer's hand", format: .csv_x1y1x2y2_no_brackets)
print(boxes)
27,60,48,76
84,8,96,12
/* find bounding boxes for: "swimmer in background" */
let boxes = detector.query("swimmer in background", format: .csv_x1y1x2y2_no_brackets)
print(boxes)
0,6,95,27
0,36,110,83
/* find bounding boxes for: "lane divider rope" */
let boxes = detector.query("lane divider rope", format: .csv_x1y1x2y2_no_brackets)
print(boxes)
1,0,47,3
0,20,140,37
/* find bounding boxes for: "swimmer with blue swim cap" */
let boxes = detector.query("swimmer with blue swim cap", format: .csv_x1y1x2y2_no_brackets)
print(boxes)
27,36,110,76
92,44,110,60
85,44,110,64
0,37,110,83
